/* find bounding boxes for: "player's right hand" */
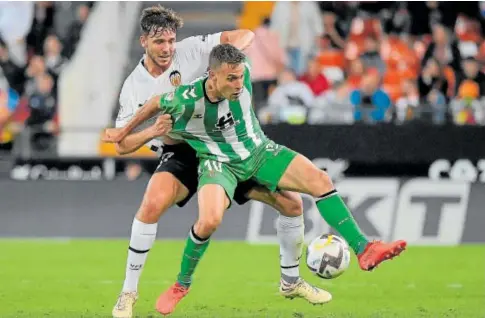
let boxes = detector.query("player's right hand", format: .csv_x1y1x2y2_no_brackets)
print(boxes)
102,128,126,143
150,114,173,137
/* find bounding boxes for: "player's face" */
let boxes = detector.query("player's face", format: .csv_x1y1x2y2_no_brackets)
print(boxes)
142,29,176,69
213,63,245,101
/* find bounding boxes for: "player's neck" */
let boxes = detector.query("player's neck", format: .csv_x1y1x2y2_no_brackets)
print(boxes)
143,55,170,77
204,78,224,104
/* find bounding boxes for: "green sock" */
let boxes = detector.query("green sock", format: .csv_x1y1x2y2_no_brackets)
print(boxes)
176,227,210,288
315,190,369,255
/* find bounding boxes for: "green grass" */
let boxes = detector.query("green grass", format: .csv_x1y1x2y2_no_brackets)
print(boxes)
1,240,484,318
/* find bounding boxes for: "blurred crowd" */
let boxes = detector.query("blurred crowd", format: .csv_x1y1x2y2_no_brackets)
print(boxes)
245,1,485,126
0,2,92,150
2,1,485,158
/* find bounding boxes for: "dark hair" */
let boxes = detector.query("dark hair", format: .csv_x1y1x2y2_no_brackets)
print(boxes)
209,44,246,70
140,5,183,36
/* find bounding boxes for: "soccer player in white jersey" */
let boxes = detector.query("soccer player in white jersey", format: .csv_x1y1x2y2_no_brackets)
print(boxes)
107,44,407,315
111,6,329,318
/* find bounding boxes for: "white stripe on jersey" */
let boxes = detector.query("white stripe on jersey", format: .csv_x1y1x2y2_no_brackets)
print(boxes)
186,98,229,162
240,88,262,147
218,100,250,160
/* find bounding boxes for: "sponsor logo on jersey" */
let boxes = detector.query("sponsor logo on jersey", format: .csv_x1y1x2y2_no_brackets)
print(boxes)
214,112,239,131
169,70,182,87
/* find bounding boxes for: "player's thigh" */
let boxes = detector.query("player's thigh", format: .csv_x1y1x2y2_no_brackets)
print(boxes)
197,184,230,229
197,159,236,210
139,171,188,215
277,153,334,197
253,140,298,192
153,143,199,208
246,185,303,217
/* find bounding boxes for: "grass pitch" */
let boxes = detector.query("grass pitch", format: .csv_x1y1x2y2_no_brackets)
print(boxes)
1,240,484,318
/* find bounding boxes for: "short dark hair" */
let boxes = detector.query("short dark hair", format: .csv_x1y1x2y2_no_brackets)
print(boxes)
140,5,183,36
209,44,246,70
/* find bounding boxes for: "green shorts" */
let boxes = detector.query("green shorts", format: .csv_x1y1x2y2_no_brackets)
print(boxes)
197,140,298,202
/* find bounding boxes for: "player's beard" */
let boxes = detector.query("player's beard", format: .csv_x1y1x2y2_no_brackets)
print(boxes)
147,49,172,69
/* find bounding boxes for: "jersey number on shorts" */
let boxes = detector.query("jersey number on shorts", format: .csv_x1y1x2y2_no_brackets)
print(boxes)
204,160,222,172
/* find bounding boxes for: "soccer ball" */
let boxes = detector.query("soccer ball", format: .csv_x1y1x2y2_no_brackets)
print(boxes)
306,234,351,279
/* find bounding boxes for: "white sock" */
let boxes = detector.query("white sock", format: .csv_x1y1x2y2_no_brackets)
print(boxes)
277,215,304,284
121,217,158,292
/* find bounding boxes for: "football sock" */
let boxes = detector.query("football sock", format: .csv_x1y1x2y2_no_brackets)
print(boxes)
277,215,304,284
176,226,211,288
315,190,369,255
122,217,158,292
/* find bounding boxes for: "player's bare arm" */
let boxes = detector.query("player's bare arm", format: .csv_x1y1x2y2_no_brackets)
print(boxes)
114,115,173,155
220,29,255,51
103,96,167,143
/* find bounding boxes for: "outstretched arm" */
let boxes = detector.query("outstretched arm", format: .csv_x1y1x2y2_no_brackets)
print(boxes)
114,114,172,154
220,29,255,51
103,95,165,143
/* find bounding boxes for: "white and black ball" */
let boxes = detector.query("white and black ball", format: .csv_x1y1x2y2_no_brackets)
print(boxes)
306,234,351,279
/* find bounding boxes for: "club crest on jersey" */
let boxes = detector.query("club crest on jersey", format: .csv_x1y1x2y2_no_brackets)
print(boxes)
169,70,182,87
214,112,239,132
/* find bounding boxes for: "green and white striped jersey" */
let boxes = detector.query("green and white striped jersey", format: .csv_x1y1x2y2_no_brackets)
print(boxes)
159,63,267,162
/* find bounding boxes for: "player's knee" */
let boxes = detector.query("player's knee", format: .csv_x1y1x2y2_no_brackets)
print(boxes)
308,170,334,197
280,194,303,217
137,194,174,223
197,214,223,236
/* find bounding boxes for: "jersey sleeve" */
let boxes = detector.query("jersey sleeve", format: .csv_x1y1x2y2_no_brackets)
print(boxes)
182,33,222,56
178,33,222,75
115,82,134,128
158,84,194,114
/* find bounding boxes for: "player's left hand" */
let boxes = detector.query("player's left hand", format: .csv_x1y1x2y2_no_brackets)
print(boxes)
102,128,125,143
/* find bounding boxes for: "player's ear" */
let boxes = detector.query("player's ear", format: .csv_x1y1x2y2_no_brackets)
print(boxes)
209,70,216,80
140,35,147,49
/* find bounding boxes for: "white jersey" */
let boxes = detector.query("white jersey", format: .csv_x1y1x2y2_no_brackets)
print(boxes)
115,32,222,153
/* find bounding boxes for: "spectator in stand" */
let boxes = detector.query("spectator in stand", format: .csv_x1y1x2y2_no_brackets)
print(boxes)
63,3,90,58
360,35,386,75
259,68,315,124
299,57,330,96
450,80,485,125
350,71,391,123
43,34,68,76
26,2,55,55
418,57,449,100
347,58,365,89
0,40,25,95
395,79,420,124
319,2,353,49
23,55,57,98
422,23,462,73
456,56,485,97
309,81,354,124
245,18,287,108
270,1,323,75
418,57,449,124
26,72,56,128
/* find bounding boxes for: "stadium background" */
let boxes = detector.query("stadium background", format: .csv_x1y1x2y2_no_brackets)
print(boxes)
1,2,484,317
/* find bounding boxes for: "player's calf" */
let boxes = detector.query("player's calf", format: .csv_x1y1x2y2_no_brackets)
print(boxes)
277,153,407,267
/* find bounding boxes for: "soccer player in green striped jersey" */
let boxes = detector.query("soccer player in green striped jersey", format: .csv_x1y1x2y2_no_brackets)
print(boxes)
105,44,407,315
